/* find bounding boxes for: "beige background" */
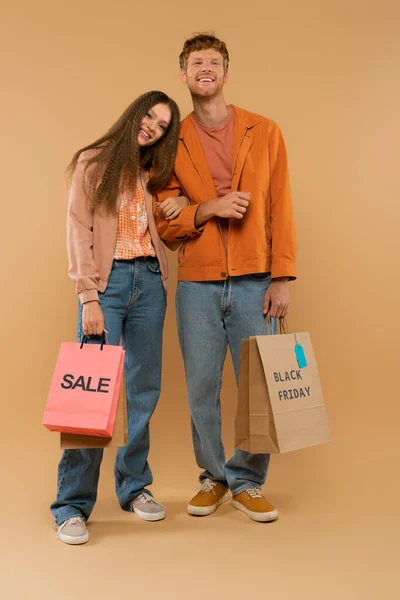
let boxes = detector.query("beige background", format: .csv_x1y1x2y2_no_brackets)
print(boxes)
1,0,399,598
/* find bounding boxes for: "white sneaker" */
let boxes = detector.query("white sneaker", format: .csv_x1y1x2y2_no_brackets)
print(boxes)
131,493,166,521
58,516,89,545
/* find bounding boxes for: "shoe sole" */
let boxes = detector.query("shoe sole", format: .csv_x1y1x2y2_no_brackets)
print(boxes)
133,507,166,522
231,500,279,523
58,532,89,545
187,490,231,516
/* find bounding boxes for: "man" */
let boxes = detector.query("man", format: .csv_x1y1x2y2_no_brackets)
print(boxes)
156,33,296,522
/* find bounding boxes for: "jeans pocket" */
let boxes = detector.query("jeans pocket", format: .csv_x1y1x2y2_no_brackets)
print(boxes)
247,272,271,280
146,257,161,274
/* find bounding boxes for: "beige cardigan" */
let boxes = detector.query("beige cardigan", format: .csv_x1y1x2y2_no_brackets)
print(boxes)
67,152,169,304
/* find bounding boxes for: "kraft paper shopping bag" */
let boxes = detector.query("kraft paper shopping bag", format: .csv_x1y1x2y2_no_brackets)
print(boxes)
236,323,330,453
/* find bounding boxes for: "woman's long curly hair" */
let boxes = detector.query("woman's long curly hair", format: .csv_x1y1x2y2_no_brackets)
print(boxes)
67,91,180,212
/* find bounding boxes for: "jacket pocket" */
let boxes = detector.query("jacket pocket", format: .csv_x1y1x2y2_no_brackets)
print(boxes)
179,239,188,260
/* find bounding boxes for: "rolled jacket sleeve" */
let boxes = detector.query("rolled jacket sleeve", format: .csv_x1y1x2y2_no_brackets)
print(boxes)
155,173,205,242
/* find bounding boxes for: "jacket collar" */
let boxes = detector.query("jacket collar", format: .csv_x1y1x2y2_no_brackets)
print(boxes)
179,105,264,138
178,105,261,196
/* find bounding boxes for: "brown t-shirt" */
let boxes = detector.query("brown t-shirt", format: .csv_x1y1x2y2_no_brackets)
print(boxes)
191,106,235,251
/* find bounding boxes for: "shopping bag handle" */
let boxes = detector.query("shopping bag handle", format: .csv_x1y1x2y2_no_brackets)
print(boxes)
79,330,109,351
261,318,307,368
261,316,288,336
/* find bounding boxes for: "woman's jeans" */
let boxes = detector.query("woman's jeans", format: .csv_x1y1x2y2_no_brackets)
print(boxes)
51,258,166,525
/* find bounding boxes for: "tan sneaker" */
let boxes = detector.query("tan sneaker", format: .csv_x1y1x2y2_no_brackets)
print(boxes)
188,479,231,516
232,488,278,522
57,516,89,545
131,493,166,522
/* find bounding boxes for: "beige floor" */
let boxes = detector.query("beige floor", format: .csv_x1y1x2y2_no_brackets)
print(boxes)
4,421,399,600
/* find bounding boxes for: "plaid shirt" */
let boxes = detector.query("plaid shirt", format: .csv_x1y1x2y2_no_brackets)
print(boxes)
114,173,156,260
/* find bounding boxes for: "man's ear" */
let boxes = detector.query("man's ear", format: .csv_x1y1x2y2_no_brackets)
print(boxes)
224,68,229,84
180,69,187,84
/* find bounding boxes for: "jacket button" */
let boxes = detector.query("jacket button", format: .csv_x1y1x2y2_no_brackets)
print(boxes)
221,272,227,277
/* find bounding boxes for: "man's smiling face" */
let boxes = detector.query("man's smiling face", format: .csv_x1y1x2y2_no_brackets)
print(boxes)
180,49,228,98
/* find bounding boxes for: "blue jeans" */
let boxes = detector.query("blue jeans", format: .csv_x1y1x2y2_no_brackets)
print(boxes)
51,258,166,525
176,274,276,495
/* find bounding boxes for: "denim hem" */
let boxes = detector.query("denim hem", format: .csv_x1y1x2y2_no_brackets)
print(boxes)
55,511,85,527
199,476,228,491
120,489,153,512
230,484,263,496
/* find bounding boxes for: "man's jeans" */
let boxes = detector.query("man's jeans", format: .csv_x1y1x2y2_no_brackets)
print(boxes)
51,258,166,525
176,274,276,495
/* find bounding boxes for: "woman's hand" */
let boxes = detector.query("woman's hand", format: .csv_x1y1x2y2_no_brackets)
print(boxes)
82,301,104,336
157,196,189,220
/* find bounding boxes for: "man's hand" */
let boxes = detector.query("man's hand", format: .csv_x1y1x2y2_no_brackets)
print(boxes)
195,192,250,228
157,196,189,220
82,301,104,336
213,192,250,219
263,278,290,318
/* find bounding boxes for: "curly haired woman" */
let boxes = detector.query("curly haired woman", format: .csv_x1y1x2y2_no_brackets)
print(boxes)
51,91,186,545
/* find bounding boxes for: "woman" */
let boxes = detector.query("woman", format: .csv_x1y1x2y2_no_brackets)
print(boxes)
52,91,186,545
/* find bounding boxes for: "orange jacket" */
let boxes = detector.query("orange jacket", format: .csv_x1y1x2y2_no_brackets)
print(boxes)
155,105,296,281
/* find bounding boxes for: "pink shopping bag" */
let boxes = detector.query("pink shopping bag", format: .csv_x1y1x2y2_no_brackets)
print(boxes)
43,336,125,437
